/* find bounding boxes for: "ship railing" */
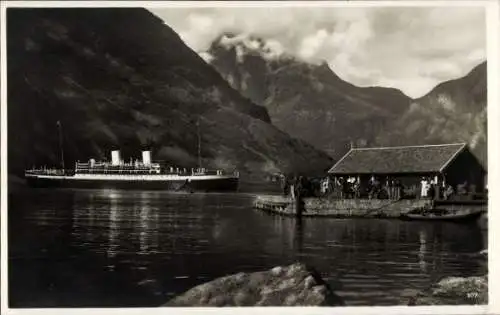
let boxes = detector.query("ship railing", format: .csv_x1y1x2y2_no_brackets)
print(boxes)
75,169,162,175
189,168,239,177
75,161,161,169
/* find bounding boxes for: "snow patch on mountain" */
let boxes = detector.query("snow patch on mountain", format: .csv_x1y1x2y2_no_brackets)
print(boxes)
208,34,287,62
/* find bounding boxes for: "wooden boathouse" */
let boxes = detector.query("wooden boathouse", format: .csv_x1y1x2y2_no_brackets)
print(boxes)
327,143,487,198
253,143,487,218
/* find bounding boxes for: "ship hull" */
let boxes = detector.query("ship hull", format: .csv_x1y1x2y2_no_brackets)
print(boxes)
25,175,239,192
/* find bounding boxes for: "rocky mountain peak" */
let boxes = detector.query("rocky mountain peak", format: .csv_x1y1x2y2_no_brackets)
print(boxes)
209,33,292,64
206,34,413,158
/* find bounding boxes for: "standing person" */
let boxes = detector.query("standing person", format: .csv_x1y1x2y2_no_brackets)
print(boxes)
434,176,440,200
295,176,303,198
428,177,435,199
444,185,454,200
299,176,308,197
392,179,399,200
458,181,468,196
395,179,402,200
342,177,350,199
346,177,353,199
388,178,394,199
369,176,377,199
280,174,288,196
337,177,343,199
290,176,297,199
373,177,381,199
354,178,361,199
420,177,429,199
385,178,390,199
294,176,305,217
321,177,330,196
336,177,343,199
367,176,372,198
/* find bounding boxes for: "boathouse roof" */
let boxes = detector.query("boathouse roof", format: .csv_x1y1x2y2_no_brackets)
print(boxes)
328,143,470,175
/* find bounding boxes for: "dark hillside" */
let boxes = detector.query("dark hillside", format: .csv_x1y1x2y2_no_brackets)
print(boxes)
7,8,333,180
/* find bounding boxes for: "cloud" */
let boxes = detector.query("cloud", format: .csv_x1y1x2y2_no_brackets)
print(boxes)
298,29,329,60
150,6,486,98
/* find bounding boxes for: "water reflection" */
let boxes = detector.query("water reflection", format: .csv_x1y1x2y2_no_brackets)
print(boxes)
137,192,153,255
9,189,488,307
418,229,427,273
293,219,304,256
108,192,119,260
211,212,223,240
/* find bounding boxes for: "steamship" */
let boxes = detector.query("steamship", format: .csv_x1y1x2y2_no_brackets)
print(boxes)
24,150,240,192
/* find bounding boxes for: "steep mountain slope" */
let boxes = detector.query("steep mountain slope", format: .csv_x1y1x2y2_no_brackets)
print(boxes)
207,34,412,159
7,8,333,180
375,62,487,166
207,34,486,167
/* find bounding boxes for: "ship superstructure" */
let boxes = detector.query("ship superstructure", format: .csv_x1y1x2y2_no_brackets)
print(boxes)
25,150,239,192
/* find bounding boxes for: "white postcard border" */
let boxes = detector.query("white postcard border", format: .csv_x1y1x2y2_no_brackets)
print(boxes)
1,1,498,314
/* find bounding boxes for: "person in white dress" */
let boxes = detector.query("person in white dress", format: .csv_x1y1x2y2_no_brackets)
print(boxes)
420,177,429,198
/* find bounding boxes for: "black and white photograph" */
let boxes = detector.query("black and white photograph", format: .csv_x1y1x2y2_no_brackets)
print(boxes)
1,0,498,313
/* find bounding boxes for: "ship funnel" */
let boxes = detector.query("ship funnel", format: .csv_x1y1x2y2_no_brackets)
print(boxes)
142,151,151,166
111,150,121,166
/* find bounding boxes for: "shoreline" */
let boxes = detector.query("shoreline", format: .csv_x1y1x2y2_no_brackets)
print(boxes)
253,195,487,219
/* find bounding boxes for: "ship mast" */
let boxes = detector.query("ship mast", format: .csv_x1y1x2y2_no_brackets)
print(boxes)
197,117,202,169
57,120,65,174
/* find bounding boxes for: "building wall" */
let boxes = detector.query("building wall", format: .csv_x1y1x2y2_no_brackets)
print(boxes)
444,149,486,192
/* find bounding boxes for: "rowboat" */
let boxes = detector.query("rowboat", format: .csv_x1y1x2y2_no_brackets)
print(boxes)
401,208,484,222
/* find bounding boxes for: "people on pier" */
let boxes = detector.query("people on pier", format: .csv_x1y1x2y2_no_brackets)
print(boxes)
353,179,361,199
276,172,478,202
293,176,306,217
457,181,469,196
280,174,289,197
394,179,402,200
320,177,330,195
428,178,436,199
295,176,304,197
444,184,454,200
420,177,430,198
387,178,394,199
325,175,404,200
368,177,381,199
341,177,348,199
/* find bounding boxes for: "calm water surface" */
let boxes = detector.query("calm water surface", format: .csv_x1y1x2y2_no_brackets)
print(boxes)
8,189,487,307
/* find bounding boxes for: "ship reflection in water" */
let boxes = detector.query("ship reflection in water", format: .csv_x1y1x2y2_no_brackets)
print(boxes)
8,188,487,307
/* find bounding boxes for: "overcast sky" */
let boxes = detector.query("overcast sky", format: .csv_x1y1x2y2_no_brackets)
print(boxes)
149,6,485,99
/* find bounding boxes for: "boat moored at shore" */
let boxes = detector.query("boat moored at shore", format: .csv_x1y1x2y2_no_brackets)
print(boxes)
400,208,484,222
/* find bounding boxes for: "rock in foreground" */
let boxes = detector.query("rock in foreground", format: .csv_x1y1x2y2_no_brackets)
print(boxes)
164,263,344,307
412,275,488,305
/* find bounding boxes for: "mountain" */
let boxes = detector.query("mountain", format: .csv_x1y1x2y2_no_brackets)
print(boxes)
375,61,487,166
7,8,333,182
207,34,412,159
207,34,487,166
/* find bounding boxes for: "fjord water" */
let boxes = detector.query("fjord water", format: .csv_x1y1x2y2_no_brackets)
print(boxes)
9,189,487,307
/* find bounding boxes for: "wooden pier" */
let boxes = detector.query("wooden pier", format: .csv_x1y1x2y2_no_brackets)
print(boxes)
253,195,487,219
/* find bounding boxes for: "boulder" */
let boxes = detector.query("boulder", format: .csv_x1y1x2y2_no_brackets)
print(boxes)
164,263,344,307
411,275,488,305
